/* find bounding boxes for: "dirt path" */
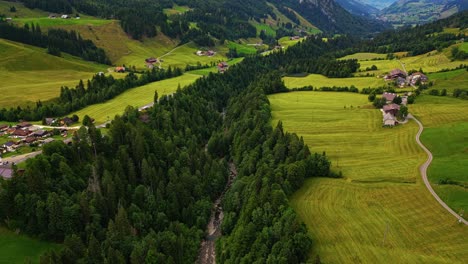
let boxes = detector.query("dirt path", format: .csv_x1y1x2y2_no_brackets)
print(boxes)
197,162,238,264
409,114,468,225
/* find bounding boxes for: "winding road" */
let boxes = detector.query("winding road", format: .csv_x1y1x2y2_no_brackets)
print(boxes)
409,114,468,225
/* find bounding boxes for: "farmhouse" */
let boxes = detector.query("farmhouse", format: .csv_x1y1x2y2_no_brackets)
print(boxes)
12,129,32,138
196,50,205,56
33,130,48,138
61,14,70,19
44,118,56,126
408,72,428,85
217,62,229,73
383,112,397,126
207,50,216,56
2,141,16,152
0,124,8,132
16,122,32,129
115,66,126,73
382,92,397,103
383,103,400,116
145,57,158,68
384,69,407,81
24,137,36,144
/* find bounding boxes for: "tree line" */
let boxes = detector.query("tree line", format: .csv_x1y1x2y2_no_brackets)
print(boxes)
0,67,182,122
0,21,110,64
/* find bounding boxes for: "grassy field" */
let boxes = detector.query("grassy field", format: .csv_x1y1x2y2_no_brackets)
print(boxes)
427,69,468,93
410,95,468,213
0,39,107,107
356,51,465,75
14,17,111,27
0,1,47,18
163,4,190,15
340,53,387,61
283,74,387,89
70,73,201,124
0,227,59,264
269,91,468,263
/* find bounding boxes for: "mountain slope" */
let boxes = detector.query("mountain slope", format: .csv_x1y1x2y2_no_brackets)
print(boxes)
271,0,388,36
381,0,468,25
360,0,397,10
335,0,380,16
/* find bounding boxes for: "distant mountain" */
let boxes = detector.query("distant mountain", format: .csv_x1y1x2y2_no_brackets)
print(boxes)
381,0,468,25
359,0,397,10
271,0,389,36
335,0,380,16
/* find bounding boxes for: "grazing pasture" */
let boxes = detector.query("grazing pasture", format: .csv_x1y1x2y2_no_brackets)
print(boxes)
0,227,60,264
283,74,386,89
339,52,387,61
428,69,468,93
69,74,201,124
269,91,468,263
0,39,106,108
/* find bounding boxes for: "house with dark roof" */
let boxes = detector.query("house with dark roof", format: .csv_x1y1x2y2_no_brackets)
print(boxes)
383,103,400,116
12,129,32,138
0,124,8,132
16,122,32,129
384,69,407,81
3,141,16,152
408,72,428,85
33,130,48,138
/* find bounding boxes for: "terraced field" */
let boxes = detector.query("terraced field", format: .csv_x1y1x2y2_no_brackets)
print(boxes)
0,39,107,107
269,91,468,263
283,74,386,89
70,73,201,124
0,227,59,264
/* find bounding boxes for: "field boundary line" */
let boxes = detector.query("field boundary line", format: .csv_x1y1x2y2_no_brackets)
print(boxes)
409,114,468,225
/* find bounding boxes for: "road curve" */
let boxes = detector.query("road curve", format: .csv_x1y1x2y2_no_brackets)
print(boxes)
409,114,468,225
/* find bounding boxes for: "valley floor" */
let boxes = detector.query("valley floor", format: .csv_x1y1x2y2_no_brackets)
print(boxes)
270,92,468,263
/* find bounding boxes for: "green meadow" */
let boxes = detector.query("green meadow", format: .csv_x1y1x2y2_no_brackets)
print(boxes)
0,227,60,264
14,17,111,28
0,39,106,108
340,52,387,61
0,1,47,18
70,73,201,124
411,95,468,213
428,69,468,93
269,91,468,263
283,74,386,88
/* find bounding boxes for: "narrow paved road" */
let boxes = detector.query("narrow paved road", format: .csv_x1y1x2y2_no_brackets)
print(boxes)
409,114,468,225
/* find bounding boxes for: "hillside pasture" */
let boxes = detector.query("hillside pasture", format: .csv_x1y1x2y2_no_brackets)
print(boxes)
0,39,106,107
357,51,465,75
339,52,387,61
70,73,200,124
0,0,47,18
283,74,386,89
427,69,468,93
14,17,111,28
163,5,190,15
269,91,468,263
0,227,60,264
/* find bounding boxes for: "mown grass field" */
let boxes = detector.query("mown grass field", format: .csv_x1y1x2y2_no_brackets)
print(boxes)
269,91,468,263
14,17,111,28
428,69,468,93
0,227,59,264
0,39,107,107
283,74,386,89
410,95,468,213
340,53,387,61
356,51,465,75
70,73,201,124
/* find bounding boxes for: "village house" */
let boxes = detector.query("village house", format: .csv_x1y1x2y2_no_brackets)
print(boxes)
41,138,55,145
384,69,407,81
61,14,70,19
23,137,36,145
382,103,401,127
196,50,205,56
16,122,32,129
115,66,126,73
2,141,16,152
383,112,397,126
383,103,400,116
382,92,397,104
207,50,216,56
11,129,32,138
145,57,158,68
217,62,229,73
0,124,8,132
33,130,48,138
60,117,74,126
44,118,56,126
408,72,428,85
396,77,406,88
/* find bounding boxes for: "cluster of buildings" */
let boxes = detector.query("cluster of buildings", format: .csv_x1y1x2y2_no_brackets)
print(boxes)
0,123,56,155
196,50,216,57
380,92,410,126
384,69,428,88
48,14,80,19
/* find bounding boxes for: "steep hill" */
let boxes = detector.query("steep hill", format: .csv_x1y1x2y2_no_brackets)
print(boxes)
335,0,380,16
360,0,397,10
381,0,468,25
271,0,389,36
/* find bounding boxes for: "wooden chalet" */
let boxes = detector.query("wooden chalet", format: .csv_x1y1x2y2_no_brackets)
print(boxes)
383,104,400,116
